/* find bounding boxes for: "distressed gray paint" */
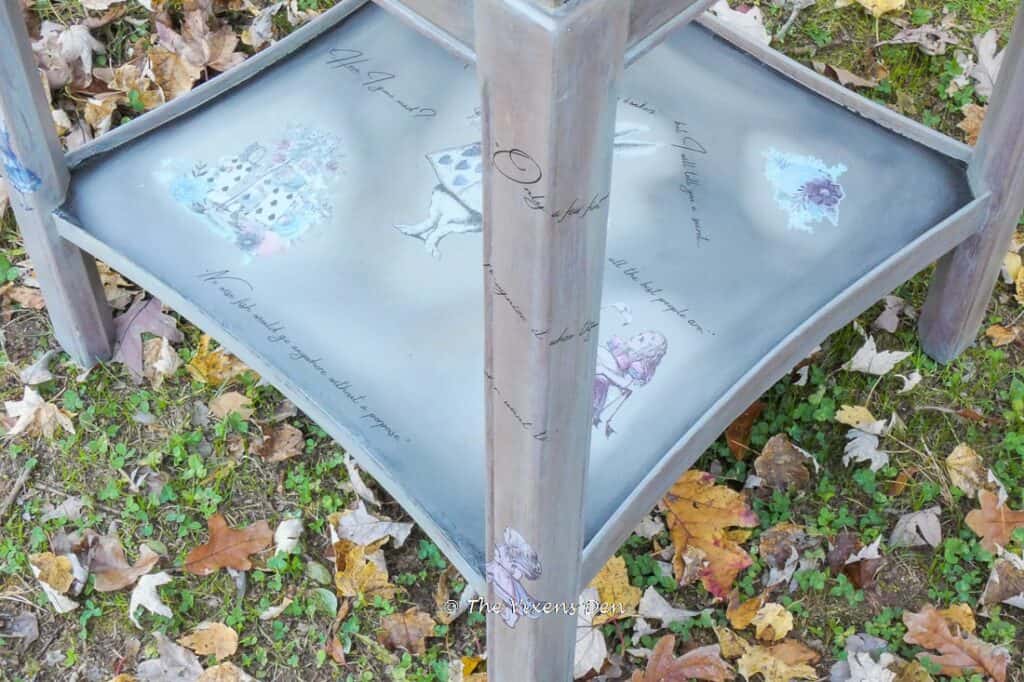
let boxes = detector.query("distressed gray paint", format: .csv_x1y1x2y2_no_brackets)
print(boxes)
0,0,112,366
60,4,973,587
5,0,1021,677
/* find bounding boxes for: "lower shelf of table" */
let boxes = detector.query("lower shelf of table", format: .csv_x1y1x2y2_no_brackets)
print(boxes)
57,3,975,590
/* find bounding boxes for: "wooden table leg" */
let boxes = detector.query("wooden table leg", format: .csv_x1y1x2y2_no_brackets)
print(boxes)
475,0,629,678
0,1,113,366
919,5,1024,363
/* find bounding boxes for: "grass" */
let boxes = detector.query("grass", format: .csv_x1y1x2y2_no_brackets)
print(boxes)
2,0,1024,680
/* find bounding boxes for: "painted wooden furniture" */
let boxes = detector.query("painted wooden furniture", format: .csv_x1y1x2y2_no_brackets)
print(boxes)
3,0,1023,678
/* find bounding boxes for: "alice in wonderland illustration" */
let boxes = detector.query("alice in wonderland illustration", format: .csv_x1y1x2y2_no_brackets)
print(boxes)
593,328,668,437
160,124,342,257
763,148,847,233
396,122,659,258
486,527,543,628
1,124,42,195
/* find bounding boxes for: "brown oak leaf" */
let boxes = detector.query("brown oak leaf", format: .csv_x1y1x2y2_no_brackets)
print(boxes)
112,297,183,380
630,635,735,681
903,604,1008,681
725,401,763,459
663,471,758,599
184,513,273,576
966,489,1024,552
753,434,811,490
377,607,437,655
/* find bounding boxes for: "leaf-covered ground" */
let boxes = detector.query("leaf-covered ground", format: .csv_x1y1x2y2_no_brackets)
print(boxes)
2,1,1024,681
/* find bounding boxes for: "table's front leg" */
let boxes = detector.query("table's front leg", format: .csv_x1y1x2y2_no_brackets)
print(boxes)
475,0,629,679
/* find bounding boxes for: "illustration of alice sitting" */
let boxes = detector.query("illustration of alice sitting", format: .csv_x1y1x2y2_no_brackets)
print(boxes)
593,330,668,437
486,527,543,628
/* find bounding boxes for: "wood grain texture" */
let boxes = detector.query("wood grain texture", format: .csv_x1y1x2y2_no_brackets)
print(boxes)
475,0,628,678
372,0,474,61
919,3,1024,362
0,0,113,366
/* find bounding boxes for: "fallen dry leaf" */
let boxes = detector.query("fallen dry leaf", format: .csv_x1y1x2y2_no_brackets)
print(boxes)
725,401,764,459
4,386,74,439
330,500,413,548
198,662,256,682
378,607,436,655
574,586,609,678
334,538,396,599
945,444,990,498
751,603,793,642
854,0,905,18
706,0,770,46
736,644,817,682
112,297,183,380
32,21,105,89
30,552,74,594
4,285,45,310
876,25,959,55
589,555,641,623
129,571,173,627
638,586,701,626
981,552,1024,609
903,604,1009,681
663,471,758,599
136,632,203,680
754,434,812,490
727,592,764,630
938,604,976,634
890,507,942,549
958,103,986,146
209,391,254,420
966,489,1024,552
843,336,911,376
630,635,735,681
759,523,821,588
251,422,303,462
178,621,238,662
813,62,878,88
185,513,273,576
835,405,884,433
143,336,181,388
91,540,160,592
843,429,890,471
188,334,250,385
986,324,1022,347
971,29,1005,98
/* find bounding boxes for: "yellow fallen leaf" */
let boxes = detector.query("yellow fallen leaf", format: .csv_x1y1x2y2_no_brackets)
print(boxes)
188,335,251,385
1004,251,1023,284
835,404,877,430
751,603,793,641
726,592,764,630
945,444,989,498
334,539,395,599
208,391,254,420
939,603,976,633
178,622,238,661
737,645,818,681
714,626,750,660
1016,266,1024,305
588,555,641,624
29,552,74,593
663,470,758,599
855,0,905,18
148,46,202,100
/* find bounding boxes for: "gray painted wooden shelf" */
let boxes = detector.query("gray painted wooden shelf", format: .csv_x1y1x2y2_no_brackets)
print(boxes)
54,4,978,594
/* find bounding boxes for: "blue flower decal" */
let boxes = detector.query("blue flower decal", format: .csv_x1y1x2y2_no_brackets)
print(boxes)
1,125,42,195
764,149,847,232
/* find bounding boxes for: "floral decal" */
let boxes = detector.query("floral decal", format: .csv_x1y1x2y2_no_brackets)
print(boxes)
161,124,342,256
486,527,542,628
1,125,42,194
593,327,668,437
764,149,847,232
